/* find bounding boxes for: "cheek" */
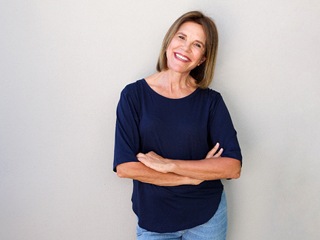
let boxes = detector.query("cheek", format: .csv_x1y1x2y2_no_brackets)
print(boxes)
165,44,175,60
166,42,175,54
167,38,180,50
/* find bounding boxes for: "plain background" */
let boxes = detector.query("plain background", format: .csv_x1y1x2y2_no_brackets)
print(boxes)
1,0,320,239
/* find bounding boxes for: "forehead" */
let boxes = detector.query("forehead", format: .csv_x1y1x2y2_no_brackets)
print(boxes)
176,21,206,42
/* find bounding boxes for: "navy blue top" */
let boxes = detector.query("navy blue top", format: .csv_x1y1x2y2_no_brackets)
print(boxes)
113,79,242,233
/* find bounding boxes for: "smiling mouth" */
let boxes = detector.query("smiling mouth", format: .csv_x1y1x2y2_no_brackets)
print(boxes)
174,53,190,62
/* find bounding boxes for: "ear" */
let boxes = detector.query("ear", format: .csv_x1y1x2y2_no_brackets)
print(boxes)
198,57,206,66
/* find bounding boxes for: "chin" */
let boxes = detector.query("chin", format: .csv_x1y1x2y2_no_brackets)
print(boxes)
167,64,194,74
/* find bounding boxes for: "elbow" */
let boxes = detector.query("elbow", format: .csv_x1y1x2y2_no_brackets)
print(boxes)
116,164,127,178
225,170,241,180
226,161,242,179
231,169,241,179
116,162,137,179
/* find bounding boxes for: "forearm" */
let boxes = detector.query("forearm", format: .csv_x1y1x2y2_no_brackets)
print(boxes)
171,157,241,180
116,162,202,186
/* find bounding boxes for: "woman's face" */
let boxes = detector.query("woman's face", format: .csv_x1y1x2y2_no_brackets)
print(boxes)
166,21,206,74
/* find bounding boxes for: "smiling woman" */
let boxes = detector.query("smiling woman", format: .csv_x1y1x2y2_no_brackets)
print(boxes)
157,11,219,89
165,22,207,75
113,11,242,240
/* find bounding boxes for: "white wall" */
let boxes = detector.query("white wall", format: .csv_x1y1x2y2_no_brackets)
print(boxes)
1,1,319,239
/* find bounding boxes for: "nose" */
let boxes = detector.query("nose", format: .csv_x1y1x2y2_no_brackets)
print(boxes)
181,41,192,52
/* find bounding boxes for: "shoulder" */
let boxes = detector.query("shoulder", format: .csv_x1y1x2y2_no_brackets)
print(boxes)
198,87,223,102
205,87,221,97
119,79,147,101
121,79,145,95
197,88,229,114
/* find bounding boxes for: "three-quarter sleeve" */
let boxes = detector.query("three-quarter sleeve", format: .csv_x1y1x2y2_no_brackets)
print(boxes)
209,93,242,162
113,86,141,172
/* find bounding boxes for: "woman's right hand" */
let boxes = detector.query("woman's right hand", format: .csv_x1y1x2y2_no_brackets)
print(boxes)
205,143,223,158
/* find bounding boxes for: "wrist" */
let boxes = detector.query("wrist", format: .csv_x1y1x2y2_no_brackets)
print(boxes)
185,176,203,185
165,158,176,173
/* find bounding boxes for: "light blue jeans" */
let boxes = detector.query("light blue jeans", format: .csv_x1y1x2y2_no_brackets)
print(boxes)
136,191,227,240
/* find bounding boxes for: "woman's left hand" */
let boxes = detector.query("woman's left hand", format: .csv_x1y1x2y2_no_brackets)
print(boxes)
136,151,173,173
205,142,223,158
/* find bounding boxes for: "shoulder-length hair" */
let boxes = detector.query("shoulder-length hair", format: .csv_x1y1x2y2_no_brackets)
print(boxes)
156,11,219,89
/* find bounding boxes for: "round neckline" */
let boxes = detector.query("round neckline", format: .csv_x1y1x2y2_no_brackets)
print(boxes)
141,79,200,101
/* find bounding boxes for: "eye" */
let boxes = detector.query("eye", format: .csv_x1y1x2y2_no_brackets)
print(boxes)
178,34,185,40
194,42,203,49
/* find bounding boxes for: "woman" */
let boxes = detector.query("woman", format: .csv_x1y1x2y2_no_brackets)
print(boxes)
113,11,242,240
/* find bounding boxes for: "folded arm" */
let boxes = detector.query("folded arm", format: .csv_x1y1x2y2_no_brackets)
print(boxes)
168,157,241,180
136,143,241,181
116,162,203,186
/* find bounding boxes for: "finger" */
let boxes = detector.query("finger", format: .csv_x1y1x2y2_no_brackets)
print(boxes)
206,143,220,158
146,151,157,158
136,153,148,163
213,148,223,158
146,152,164,162
206,143,219,157
136,153,145,159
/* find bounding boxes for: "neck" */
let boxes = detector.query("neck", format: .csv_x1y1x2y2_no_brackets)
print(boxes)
145,70,197,99
157,70,195,90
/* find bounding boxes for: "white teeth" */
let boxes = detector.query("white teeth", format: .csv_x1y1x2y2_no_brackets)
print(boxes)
176,53,188,61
